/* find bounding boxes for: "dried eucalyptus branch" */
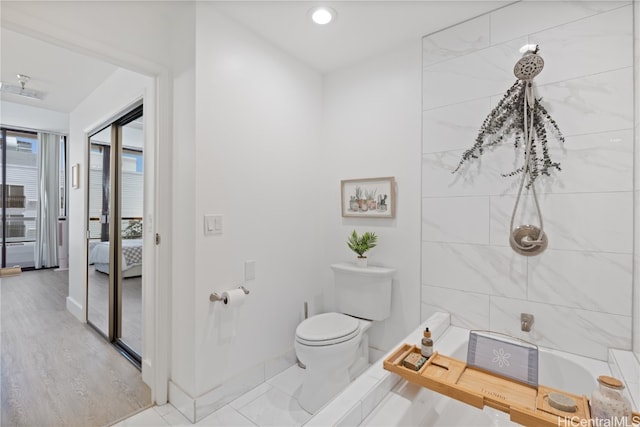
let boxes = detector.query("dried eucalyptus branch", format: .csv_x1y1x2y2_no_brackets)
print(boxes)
452,80,564,187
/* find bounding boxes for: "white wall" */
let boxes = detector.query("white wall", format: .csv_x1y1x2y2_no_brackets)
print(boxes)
67,68,155,381
170,51,197,398
421,2,634,361
171,5,325,406
322,43,423,356
1,101,69,134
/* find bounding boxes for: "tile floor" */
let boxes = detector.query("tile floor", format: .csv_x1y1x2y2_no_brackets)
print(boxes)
114,365,314,427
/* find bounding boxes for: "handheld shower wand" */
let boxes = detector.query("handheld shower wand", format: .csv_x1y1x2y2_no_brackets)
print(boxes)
509,45,548,256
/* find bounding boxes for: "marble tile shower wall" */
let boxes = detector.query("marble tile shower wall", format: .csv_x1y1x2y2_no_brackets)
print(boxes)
420,2,634,361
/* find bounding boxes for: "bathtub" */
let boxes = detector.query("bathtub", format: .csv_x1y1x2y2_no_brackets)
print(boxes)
361,326,611,426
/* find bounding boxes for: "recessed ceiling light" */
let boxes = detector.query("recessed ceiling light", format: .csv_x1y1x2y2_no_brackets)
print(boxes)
310,7,335,25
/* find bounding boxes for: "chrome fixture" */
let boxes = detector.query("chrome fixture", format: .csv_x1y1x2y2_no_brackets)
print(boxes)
521,313,534,332
209,285,250,303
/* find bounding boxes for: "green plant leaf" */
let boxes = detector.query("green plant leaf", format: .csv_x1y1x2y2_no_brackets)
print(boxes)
346,230,378,257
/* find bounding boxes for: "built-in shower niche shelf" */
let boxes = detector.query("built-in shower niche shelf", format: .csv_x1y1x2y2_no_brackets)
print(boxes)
383,344,598,426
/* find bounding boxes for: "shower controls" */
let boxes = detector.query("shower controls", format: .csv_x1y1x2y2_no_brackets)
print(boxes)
521,313,534,332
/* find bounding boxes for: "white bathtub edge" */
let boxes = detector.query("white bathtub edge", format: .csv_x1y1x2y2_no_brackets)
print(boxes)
305,311,451,426
608,348,640,411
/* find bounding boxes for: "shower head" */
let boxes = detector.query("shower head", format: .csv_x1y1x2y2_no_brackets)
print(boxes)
513,47,544,81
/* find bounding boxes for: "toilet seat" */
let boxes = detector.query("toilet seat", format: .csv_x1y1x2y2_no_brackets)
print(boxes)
295,312,360,346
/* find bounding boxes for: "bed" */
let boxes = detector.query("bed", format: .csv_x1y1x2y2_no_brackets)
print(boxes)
89,239,143,278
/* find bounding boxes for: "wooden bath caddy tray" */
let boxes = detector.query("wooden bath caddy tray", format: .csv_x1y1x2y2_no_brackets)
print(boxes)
384,344,594,426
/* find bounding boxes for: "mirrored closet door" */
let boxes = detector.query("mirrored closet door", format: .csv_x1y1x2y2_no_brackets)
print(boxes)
87,104,144,366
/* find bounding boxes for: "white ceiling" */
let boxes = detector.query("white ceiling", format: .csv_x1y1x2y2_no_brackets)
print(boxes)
214,1,509,73
0,1,510,114
0,28,118,113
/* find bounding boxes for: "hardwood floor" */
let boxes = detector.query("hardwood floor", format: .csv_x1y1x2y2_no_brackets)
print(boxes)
1,269,151,427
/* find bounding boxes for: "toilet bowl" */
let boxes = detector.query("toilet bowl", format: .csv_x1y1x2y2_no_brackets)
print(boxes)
293,263,395,413
295,312,372,414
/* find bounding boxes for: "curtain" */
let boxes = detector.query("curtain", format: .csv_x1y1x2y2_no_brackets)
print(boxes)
35,133,61,268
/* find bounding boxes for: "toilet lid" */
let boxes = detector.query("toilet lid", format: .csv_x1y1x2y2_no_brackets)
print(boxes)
296,312,360,346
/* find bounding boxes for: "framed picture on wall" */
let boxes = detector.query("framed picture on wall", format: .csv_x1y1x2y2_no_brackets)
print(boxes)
341,176,395,218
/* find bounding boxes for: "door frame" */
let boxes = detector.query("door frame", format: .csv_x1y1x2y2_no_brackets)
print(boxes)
85,103,144,366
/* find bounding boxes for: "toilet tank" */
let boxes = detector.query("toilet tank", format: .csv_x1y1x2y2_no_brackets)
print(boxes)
331,263,396,321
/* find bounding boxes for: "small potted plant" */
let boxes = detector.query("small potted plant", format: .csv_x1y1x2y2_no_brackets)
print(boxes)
365,189,377,210
347,230,378,268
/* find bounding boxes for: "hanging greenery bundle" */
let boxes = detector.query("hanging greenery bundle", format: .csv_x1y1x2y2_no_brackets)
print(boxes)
452,80,564,187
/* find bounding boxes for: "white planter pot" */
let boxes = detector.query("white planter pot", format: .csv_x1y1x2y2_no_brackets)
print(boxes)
356,257,367,268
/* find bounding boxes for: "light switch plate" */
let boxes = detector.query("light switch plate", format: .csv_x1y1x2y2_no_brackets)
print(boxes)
204,214,223,236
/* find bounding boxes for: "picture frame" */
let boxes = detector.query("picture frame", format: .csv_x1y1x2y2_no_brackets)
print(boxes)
341,176,395,218
71,163,80,189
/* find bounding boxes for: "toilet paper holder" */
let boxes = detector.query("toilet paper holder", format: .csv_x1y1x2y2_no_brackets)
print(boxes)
209,286,250,303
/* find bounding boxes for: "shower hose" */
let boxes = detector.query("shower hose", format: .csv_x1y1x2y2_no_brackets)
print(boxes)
509,80,545,251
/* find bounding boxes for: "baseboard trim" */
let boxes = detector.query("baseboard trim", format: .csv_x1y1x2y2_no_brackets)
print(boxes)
169,381,196,423
169,348,298,422
142,359,154,393
66,296,83,321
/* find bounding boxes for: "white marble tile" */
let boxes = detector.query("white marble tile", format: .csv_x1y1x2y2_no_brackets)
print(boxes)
541,129,634,194
422,242,527,298
625,381,640,412
367,348,385,366
612,348,640,411
169,381,196,423
421,286,490,330
304,374,378,427
490,1,630,45
490,296,632,360
266,365,305,398
264,348,297,381
423,37,528,110
490,192,634,253
528,249,632,316
361,373,402,418
530,6,633,86
229,383,273,410
359,387,430,427
238,388,312,426
195,406,256,427
434,128,634,198
363,361,388,382
423,14,490,67
422,196,490,245
422,98,491,154
159,406,195,427
422,145,524,198
535,68,634,137
195,364,265,422
617,353,640,410
113,408,170,427
335,401,362,427
424,312,451,344
154,404,179,418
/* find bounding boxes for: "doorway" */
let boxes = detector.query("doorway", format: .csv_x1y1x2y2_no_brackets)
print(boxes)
86,104,144,365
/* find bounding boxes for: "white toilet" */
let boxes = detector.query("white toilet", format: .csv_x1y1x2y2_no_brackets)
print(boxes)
294,262,396,413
